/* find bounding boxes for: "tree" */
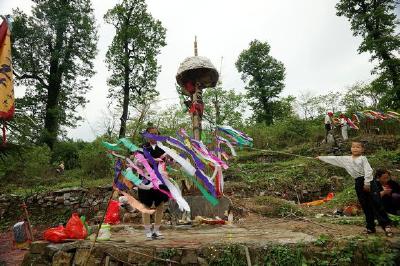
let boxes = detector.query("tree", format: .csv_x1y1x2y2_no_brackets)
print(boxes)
336,0,400,109
272,95,296,122
202,85,246,129
104,0,166,138
236,40,286,125
12,0,98,149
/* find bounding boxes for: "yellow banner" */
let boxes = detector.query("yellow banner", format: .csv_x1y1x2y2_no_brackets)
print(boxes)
0,19,14,120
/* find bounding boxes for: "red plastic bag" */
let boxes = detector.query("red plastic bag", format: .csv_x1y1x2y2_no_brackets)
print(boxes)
104,200,120,224
43,225,68,243
65,213,87,239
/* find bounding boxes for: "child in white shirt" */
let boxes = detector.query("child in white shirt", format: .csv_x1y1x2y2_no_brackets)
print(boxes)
317,141,392,236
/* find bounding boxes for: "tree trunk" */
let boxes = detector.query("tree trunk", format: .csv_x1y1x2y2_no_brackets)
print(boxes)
43,24,65,149
119,41,130,138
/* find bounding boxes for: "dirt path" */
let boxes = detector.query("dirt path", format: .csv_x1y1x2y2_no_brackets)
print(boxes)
0,231,27,266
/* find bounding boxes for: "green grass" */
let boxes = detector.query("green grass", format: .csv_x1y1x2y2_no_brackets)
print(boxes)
0,168,111,196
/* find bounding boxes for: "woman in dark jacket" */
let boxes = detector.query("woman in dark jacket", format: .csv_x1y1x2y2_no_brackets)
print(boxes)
371,169,400,215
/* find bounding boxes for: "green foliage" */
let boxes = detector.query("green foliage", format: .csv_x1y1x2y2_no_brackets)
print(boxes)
315,234,331,247
236,39,286,125
263,245,305,266
12,0,98,148
336,0,400,109
78,138,113,179
203,85,246,128
245,118,323,149
0,145,51,185
158,248,178,260
254,195,304,217
52,141,87,169
326,186,357,208
104,0,166,137
209,245,247,266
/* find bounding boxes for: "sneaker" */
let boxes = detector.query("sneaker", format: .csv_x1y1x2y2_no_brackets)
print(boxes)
364,228,376,234
384,226,393,237
152,231,164,239
145,231,154,240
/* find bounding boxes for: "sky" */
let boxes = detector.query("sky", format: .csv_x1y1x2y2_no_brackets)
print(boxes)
1,0,386,141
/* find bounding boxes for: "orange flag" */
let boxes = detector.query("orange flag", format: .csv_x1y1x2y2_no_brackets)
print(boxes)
0,18,14,121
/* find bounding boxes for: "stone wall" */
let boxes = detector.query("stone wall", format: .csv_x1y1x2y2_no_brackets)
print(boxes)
0,186,114,223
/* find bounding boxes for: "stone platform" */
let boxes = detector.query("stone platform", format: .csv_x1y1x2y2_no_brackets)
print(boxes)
22,216,378,266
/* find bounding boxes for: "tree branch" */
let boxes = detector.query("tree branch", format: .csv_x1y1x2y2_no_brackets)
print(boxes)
14,71,48,88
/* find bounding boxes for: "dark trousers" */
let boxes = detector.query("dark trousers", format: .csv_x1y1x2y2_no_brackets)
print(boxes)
355,177,391,230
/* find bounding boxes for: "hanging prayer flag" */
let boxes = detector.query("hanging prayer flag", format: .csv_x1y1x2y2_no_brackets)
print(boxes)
0,18,14,121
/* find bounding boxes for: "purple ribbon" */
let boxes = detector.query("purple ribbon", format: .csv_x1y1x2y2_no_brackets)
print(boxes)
142,148,166,186
142,132,216,196
113,159,128,190
142,132,205,170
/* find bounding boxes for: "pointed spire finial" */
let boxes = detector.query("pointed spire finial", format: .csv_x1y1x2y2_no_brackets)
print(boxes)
194,35,198,56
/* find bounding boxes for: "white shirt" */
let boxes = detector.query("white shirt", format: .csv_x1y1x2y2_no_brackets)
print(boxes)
318,156,373,185
340,118,347,126
324,115,332,124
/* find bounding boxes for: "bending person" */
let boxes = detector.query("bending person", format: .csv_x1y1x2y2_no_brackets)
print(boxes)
138,126,169,240
371,169,400,215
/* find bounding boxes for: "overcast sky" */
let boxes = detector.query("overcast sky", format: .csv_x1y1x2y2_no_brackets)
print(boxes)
2,0,389,141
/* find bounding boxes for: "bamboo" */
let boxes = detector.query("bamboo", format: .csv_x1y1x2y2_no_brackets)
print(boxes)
22,202,34,242
83,189,116,266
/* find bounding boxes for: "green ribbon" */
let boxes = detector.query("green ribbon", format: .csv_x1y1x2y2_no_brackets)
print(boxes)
122,168,142,186
102,138,141,153
102,142,124,151
182,169,219,206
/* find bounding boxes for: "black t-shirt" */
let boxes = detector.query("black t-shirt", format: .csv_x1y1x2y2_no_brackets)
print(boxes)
143,143,165,159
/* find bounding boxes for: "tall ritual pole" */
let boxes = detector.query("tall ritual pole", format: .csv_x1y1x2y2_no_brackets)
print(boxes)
176,37,219,140
191,37,203,140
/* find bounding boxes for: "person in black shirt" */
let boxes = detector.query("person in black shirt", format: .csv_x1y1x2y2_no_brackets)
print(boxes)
138,126,169,240
371,169,400,216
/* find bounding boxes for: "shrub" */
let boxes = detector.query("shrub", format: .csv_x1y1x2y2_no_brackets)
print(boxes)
0,145,52,186
78,137,113,179
52,140,87,169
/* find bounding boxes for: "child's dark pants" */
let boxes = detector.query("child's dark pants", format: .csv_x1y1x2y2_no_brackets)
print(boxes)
355,177,391,230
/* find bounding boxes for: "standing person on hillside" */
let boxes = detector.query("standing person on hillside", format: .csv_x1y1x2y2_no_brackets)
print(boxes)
138,126,170,240
339,113,349,141
324,112,334,143
317,141,393,236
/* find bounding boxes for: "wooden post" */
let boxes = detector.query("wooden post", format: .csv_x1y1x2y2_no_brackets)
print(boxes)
192,82,203,140
84,190,116,266
22,202,34,242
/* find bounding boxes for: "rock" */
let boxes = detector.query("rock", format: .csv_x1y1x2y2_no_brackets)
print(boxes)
198,256,209,266
21,252,51,266
64,200,71,206
30,241,50,254
259,191,265,196
55,196,64,203
73,249,90,265
181,249,198,264
128,247,154,264
44,196,54,201
63,193,71,200
122,212,141,223
51,251,73,266
169,196,232,219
